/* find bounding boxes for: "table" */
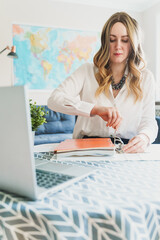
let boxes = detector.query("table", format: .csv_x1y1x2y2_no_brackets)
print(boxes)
0,144,160,240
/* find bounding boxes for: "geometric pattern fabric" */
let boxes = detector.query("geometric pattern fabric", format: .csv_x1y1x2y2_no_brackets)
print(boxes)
0,152,160,240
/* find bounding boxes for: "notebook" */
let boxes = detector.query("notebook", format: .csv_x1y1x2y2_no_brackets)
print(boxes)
0,85,93,200
54,138,115,158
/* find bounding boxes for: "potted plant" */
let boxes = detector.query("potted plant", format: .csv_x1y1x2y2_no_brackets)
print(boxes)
29,100,48,136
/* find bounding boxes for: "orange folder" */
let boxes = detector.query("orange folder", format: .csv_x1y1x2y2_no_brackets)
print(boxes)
54,138,115,155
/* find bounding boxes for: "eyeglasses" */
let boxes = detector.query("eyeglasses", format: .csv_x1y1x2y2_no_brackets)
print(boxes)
112,130,124,153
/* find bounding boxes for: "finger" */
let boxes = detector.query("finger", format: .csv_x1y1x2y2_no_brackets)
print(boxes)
116,117,123,129
111,109,121,127
123,143,139,153
107,108,120,127
125,143,145,153
106,109,113,126
112,116,122,129
123,137,140,151
123,137,145,153
131,139,147,153
108,110,117,127
123,137,139,149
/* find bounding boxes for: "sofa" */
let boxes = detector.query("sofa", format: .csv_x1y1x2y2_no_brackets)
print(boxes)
34,106,76,145
34,105,160,145
154,116,160,144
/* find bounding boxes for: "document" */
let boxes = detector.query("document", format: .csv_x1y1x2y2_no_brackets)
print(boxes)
53,138,115,158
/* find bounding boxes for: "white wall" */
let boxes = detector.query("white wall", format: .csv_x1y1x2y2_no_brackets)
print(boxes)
141,2,160,100
0,0,141,104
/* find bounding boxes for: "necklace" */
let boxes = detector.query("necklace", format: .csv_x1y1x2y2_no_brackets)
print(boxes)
111,76,126,90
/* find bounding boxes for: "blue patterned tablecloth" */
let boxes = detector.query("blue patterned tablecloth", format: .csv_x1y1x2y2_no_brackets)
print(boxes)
0,152,160,240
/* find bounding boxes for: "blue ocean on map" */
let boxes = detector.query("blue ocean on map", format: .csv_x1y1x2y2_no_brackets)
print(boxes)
13,24,100,89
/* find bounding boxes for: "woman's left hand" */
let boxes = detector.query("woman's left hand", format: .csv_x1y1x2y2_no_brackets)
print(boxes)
122,134,150,153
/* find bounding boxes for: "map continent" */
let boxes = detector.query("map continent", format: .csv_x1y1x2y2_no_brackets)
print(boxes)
13,24,100,89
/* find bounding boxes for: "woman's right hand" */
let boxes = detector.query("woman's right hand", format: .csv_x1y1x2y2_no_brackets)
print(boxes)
90,105,122,130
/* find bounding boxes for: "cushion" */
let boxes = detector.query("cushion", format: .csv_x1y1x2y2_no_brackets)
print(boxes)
153,116,160,144
35,106,76,135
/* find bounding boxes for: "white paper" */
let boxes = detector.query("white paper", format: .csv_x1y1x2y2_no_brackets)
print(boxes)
34,143,160,161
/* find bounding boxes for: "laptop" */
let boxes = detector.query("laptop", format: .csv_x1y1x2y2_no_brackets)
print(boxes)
0,85,93,200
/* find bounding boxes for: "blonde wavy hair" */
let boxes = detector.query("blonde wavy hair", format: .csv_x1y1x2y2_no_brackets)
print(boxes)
93,12,145,102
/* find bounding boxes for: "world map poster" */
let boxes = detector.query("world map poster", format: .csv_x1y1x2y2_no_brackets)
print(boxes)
12,24,100,89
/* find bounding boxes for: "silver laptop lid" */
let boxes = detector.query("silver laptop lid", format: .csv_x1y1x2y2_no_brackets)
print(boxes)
0,85,37,199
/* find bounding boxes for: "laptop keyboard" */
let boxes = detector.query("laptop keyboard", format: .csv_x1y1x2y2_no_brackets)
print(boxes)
36,169,74,189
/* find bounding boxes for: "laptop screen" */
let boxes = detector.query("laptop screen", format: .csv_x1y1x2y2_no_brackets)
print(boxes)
0,85,37,199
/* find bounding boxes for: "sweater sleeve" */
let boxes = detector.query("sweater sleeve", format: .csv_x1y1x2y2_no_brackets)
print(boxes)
47,64,95,117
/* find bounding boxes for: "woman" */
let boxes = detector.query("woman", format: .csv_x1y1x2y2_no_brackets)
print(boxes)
48,12,158,153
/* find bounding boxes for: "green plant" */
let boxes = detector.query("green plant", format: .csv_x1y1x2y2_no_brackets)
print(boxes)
29,99,48,131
